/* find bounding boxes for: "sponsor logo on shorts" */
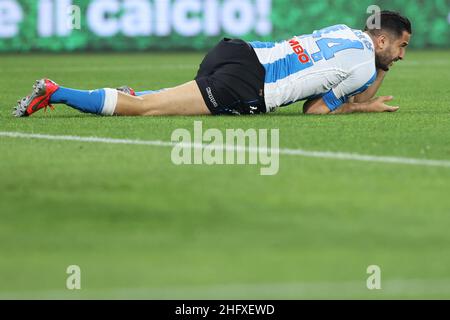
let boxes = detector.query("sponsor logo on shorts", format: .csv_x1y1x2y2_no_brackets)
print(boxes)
205,87,219,108
249,105,258,114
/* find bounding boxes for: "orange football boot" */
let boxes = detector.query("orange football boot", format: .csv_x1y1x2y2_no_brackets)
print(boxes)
13,79,60,117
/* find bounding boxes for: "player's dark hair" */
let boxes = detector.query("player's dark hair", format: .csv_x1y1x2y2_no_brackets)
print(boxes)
365,10,412,38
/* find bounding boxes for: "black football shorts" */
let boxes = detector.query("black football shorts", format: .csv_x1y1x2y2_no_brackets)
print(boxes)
195,38,267,115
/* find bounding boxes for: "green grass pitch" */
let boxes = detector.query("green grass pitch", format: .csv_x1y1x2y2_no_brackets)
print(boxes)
0,51,449,299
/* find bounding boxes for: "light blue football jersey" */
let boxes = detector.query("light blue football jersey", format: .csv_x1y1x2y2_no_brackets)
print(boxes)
249,25,377,112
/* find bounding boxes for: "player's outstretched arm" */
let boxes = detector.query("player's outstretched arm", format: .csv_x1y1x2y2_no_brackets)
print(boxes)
331,96,399,114
352,70,387,103
303,95,399,115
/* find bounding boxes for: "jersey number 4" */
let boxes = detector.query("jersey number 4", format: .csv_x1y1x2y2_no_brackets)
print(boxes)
311,38,364,62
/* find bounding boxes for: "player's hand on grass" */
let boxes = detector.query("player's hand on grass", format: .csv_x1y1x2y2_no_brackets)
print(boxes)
304,95,399,115
368,96,400,112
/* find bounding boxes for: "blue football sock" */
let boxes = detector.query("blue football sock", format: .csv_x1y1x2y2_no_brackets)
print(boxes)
50,87,117,115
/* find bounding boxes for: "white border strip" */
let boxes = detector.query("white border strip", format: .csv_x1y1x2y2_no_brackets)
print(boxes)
2,278,450,299
1,131,450,168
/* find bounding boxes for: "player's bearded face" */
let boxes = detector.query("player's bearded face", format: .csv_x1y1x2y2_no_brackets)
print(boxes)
375,32,410,71
375,36,398,71
375,48,395,71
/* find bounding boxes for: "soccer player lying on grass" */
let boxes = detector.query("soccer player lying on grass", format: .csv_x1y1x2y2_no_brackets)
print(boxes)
13,11,411,118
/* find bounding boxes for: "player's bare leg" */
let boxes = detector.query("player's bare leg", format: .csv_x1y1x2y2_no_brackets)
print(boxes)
114,81,211,116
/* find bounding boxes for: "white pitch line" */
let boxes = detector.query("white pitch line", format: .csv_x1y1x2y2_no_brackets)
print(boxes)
1,131,450,168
